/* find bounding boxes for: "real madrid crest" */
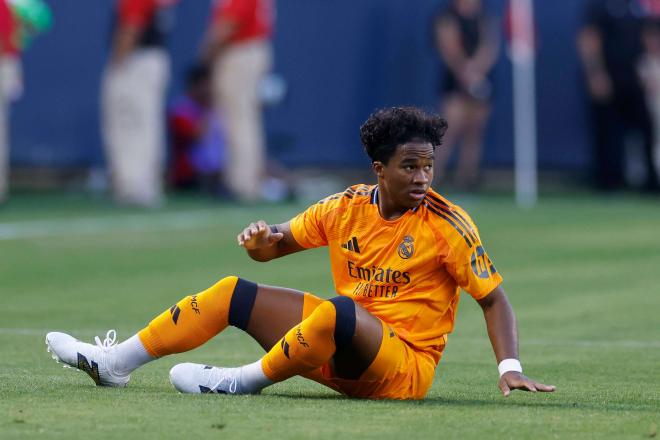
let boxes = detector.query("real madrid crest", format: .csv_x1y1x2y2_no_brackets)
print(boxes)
397,235,414,259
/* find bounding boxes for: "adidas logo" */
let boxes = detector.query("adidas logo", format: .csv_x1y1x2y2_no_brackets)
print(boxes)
341,237,361,253
77,353,101,385
281,337,290,359
170,305,181,325
199,385,227,394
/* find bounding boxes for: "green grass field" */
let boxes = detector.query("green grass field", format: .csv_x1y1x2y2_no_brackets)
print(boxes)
1,192,659,439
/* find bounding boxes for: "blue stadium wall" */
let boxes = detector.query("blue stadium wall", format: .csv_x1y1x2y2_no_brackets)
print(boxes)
11,0,590,170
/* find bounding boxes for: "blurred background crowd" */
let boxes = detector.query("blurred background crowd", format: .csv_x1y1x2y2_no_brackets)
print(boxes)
1,0,659,209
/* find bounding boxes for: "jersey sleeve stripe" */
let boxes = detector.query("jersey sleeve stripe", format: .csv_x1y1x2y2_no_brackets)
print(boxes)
425,192,451,207
370,186,378,204
345,187,371,198
424,201,474,247
426,193,479,239
318,195,340,204
424,197,478,244
318,186,374,205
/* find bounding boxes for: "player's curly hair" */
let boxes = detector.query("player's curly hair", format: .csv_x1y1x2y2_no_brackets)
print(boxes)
359,107,448,164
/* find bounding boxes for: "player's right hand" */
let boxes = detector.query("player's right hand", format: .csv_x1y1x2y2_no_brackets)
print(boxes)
498,371,556,397
237,220,284,249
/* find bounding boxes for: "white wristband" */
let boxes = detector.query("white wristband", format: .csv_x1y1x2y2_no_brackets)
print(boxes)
498,359,522,377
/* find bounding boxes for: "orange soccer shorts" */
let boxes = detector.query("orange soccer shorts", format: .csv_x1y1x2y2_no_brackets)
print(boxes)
300,293,438,400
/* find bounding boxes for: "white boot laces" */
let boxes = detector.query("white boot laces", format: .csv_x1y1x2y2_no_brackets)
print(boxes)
211,372,238,394
94,329,118,352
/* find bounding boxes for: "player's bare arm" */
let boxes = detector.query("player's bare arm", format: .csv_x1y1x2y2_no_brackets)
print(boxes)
477,286,556,397
237,220,305,262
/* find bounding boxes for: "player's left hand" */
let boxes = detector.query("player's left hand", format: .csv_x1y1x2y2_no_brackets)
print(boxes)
498,371,556,397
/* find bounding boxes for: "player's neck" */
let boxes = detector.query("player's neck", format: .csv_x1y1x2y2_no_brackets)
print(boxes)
377,191,408,221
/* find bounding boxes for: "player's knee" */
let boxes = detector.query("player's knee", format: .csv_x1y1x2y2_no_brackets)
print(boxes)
328,296,357,350
304,299,352,341
306,300,337,332
206,275,239,294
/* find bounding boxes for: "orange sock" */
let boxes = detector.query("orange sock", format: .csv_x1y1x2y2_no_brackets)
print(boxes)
262,298,354,382
138,276,258,358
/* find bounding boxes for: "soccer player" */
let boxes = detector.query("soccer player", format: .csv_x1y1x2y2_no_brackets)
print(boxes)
46,107,555,399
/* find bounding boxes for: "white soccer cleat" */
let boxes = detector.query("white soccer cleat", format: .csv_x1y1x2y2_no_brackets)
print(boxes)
169,363,247,395
45,329,130,388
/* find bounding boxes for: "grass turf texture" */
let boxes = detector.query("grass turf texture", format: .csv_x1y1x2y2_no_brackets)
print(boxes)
0,192,658,439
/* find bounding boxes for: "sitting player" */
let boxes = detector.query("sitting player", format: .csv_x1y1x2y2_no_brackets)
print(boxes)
46,107,555,399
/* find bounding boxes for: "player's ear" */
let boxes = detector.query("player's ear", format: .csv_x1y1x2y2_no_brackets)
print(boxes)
372,161,384,177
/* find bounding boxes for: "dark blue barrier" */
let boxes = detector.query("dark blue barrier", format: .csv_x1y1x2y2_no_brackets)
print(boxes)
11,0,590,170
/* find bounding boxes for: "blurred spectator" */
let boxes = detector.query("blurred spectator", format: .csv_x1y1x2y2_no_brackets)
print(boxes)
102,0,175,207
433,0,499,191
578,0,659,192
0,0,50,205
201,0,274,202
639,11,660,187
168,64,226,193
0,0,16,205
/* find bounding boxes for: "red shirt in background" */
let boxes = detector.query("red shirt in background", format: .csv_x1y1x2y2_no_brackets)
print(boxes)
118,0,158,28
0,0,18,55
213,0,274,44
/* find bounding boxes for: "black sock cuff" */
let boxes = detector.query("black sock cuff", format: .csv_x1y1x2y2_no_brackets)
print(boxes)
228,278,258,331
329,296,356,349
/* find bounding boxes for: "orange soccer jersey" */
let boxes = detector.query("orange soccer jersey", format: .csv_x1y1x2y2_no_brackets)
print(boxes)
289,184,503,365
